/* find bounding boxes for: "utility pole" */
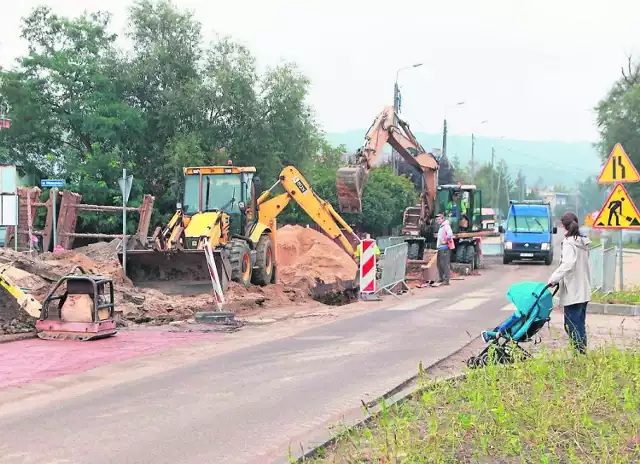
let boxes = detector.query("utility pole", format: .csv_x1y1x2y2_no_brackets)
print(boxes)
392,81,400,174
575,183,580,216
490,147,495,207
442,119,448,159
471,133,476,180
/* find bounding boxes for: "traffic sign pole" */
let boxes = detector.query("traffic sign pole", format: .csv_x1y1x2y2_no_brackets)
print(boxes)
619,230,624,291
52,188,57,249
122,169,127,277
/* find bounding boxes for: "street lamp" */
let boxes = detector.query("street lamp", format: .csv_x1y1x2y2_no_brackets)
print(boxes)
442,101,466,159
392,62,423,173
471,120,489,180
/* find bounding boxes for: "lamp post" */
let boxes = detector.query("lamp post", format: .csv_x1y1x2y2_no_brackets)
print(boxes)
392,63,423,173
470,120,489,181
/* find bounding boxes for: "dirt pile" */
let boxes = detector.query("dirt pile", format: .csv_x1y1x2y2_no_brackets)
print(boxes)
277,225,358,288
0,285,36,335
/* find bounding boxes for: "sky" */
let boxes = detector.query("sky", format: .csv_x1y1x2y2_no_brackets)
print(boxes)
1,0,639,143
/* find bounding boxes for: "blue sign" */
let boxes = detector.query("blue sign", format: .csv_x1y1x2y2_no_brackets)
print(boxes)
40,179,66,188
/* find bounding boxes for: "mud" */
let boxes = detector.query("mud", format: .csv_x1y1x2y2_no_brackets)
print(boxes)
0,285,36,335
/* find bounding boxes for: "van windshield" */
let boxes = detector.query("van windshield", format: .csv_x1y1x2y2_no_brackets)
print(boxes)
507,215,549,233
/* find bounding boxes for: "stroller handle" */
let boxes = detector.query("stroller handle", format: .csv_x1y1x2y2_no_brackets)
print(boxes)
544,282,560,297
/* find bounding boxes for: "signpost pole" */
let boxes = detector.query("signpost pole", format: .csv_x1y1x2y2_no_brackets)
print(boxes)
122,169,127,277
52,188,58,249
619,230,624,290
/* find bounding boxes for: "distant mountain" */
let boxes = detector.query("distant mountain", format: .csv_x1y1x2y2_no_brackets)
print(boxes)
324,130,601,187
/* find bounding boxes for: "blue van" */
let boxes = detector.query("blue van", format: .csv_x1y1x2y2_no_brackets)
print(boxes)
499,201,557,265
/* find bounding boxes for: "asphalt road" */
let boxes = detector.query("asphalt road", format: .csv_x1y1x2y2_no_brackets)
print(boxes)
0,258,558,464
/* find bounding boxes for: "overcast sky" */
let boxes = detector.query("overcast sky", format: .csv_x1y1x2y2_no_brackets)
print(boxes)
1,0,639,142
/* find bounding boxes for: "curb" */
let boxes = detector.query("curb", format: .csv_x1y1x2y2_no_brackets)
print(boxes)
272,336,480,464
587,303,639,317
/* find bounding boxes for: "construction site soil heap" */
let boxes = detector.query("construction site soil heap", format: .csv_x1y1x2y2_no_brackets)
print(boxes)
0,225,357,326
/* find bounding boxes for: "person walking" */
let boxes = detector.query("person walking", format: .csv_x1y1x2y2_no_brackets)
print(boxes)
434,213,453,286
548,212,591,354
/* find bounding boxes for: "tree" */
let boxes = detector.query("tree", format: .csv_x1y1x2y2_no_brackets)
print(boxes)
437,154,455,185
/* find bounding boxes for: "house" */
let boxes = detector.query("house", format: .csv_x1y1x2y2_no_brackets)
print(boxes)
539,189,569,211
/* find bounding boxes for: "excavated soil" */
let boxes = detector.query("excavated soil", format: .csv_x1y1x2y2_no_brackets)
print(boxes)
0,285,36,335
0,226,359,325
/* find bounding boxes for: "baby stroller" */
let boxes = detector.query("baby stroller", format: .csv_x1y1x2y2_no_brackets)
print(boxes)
467,281,558,368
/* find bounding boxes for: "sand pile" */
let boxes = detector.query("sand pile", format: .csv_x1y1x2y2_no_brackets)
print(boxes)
277,225,357,287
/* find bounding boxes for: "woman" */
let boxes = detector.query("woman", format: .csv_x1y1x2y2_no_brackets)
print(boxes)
548,212,591,354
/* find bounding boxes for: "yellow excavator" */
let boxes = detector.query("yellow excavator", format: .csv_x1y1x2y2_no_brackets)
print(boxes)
119,164,359,292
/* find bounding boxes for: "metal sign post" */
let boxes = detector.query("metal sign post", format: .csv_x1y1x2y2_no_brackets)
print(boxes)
40,179,66,250
118,169,133,277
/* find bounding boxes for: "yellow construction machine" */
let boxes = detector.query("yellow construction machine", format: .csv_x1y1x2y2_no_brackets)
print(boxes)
119,164,358,292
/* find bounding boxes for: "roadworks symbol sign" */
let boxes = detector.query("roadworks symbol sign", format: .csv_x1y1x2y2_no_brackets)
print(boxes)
597,143,640,184
593,183,640,229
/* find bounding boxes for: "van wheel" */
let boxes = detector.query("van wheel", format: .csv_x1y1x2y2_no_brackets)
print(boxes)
544,254,553,265
503,256,511,265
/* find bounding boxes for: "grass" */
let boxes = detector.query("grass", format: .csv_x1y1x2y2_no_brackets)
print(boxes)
311,345,640,463
591,287,640,305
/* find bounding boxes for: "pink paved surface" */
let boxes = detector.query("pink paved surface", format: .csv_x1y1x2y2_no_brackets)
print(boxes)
0,331,222,389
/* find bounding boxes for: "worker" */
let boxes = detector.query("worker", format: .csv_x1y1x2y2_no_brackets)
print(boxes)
433,213,453,286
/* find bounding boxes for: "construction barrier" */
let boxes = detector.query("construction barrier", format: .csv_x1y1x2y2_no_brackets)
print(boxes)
377,242,410,298
602,246,617,293
204,240,225,310
359,238,378,299
588,244,617,293
376,236,407,253
589,245,603,291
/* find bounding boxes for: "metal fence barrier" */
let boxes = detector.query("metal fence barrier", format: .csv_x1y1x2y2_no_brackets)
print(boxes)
588,244,617,293
589,245,603,291
602,246,617,293
377,242,410,297
376,236,407,253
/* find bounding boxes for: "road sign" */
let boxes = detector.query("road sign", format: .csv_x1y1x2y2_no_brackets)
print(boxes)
593,183,640,229
118,174,133,204
41,179,66,188
597,143,640,184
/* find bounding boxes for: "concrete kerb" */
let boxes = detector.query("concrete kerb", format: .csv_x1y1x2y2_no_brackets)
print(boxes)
273,335,481,464
587,303,640,317
553,297,639,317
0,332,37,344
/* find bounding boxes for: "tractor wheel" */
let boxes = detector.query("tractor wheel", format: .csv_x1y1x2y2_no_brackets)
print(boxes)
251,235,274,286
408,242,421,260
228,239,252,288
461,244,477,271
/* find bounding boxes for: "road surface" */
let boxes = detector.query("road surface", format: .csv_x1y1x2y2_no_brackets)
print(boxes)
0,259,557,464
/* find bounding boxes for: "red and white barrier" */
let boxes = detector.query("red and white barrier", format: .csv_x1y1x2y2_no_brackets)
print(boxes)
359,238,377,295
204,240,225,310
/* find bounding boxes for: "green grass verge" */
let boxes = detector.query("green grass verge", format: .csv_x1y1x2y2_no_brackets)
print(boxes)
313,346,640,463
591,287,640,305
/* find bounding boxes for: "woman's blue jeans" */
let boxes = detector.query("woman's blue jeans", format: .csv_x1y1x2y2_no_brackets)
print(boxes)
564,302,587,354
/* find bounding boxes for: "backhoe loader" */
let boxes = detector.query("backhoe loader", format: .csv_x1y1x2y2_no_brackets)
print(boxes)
119,164,358,292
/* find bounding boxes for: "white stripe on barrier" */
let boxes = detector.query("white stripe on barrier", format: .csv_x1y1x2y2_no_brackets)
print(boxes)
204,240,225,310
360,239,377,294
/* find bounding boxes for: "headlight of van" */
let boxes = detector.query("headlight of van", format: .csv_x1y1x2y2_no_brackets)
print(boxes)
504,241,512,250
541,243,550,250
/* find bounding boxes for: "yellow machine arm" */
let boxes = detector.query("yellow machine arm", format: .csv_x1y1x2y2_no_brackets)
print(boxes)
256,166,359,260
0,264,42,318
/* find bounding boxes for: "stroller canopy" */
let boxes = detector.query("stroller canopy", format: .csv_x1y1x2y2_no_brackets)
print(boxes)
506,281,554,320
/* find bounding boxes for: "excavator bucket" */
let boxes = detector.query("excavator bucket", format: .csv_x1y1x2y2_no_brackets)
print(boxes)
118,249,230,295
336,166,366,214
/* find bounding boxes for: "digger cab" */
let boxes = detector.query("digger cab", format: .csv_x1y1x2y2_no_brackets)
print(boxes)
36,267,117,341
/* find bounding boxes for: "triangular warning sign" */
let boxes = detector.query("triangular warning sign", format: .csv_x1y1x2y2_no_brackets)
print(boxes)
597,143,640,184
593,183,640,230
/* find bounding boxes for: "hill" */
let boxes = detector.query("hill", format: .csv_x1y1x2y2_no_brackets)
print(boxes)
325,130,601,187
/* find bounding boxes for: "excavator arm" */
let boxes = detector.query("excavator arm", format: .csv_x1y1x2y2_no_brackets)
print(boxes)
256,166,359,260
336,106,439,217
